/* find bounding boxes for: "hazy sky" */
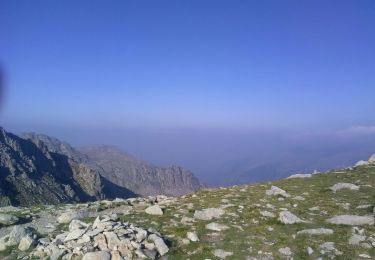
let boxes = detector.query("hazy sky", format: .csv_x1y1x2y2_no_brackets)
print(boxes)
1,1,375,184
1,0,374,131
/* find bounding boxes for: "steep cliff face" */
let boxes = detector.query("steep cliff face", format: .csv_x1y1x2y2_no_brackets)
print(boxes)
79,146,203,196
20,132,87,161
20,131,203,198
0,127,103,206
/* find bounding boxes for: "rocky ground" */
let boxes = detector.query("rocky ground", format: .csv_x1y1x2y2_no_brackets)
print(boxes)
0,158,374,259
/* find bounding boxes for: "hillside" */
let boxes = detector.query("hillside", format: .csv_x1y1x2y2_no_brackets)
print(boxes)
0,127,137,206
22,132,203,198
0,127,202,206
79,145,202,196
0,155,374,259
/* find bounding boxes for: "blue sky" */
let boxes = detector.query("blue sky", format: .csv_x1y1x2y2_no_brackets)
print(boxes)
1,1,375,184
1,0,374,132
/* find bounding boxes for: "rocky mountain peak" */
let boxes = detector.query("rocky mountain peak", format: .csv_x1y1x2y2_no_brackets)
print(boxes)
0,127,203,206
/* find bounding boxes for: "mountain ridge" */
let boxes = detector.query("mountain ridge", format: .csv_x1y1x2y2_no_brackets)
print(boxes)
0,127,203,206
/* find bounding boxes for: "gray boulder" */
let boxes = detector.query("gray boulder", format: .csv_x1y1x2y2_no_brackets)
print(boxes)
5,226,33,246
297,228,334,235
69,219,89,231
287,174,312,179
82,251,111,260
187,231,199,242
0,213,19,226
368,154,375,163
348,234,366,245
148,234,169,256
330,183,360,193
205,222,230,231
354,160,369,167
18,235,36,251
278,211,305,224
260,210,275,218
326,215,374,226
64,228,87,242
213,249,233,259
194,208,225,220
57,210,83,224
145,205,163,215
278,247,293,256
266,186,290,198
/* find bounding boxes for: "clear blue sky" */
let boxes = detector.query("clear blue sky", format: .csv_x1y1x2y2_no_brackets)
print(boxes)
1,0,375,132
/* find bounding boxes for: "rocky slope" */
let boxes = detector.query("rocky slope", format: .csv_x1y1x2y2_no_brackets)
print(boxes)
22,132,203,197
79,146,202,196
0,127,202,206
0,154,374,259
0,127,103,206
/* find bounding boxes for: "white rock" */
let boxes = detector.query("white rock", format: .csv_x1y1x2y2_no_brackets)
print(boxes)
307,247,314,255
297,228,334,236
69,219,89,231
64,228,87,242
293,196,305,201
181,216,195,224
135,227,147,242
330,183,360,192
287,173,312,179
148,234,169,256
319,242,343,256
104,231,121,250
82,251,111,260
213,249,233,259
111,250,125,260
319,242,335,251
0,213,19,226
194,208,225,220
358,254,371,259
57,211,82,224
278,247,292,256
260,210,275,218
356,204,372,209
205,222,230,231
348,234,366,245
77,234,90,244
266,186,290,198
5,226,33,246
92,216,101,229
187,231,199,242
354,160,369,167
278,211,305,224
0,240,6,251
145,205,163,215
326,215,374,226
18,235,35,251
86,228,102,237
368,154,375,163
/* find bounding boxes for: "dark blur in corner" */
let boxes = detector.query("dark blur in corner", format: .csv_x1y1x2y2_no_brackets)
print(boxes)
0,64,4,113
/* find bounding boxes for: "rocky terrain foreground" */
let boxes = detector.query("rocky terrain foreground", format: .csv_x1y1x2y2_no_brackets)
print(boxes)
0,157,374,259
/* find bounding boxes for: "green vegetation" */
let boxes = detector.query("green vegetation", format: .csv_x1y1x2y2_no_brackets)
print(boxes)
119,165,375,259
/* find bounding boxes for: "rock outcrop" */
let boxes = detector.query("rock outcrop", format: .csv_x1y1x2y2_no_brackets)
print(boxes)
30,215,169,259
22,131,203,197
78,146,203,197
0,127,202,206
0,127,101,206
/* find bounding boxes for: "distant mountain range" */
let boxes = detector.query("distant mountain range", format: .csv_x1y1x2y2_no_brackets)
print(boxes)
0,127,202,206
